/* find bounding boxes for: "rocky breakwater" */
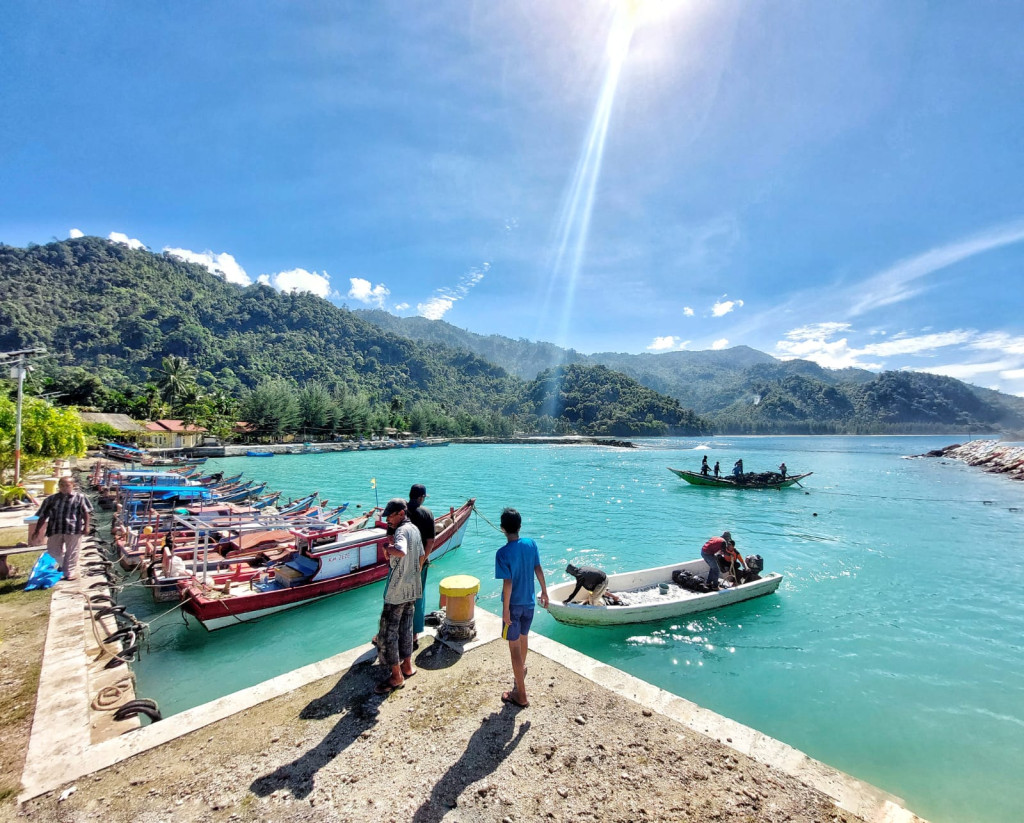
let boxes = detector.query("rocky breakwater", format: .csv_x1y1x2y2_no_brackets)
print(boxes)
922,439,1024,480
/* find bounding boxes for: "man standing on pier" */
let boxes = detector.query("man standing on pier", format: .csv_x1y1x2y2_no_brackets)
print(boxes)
374,498,423,695
408,483,435,648
30,475,92,581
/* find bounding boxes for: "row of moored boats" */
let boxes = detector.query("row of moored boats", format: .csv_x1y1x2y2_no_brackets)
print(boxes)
90,462,474,631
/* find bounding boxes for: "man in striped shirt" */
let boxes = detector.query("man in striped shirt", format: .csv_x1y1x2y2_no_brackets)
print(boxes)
31,476,93,581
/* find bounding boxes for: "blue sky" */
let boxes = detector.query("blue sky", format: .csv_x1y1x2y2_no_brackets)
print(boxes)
3,1,1023,395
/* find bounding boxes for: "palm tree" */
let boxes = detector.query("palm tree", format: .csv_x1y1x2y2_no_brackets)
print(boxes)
155,355,197,412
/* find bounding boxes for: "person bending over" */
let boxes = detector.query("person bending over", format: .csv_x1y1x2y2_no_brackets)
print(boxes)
700,531,744,589
563,564,611,605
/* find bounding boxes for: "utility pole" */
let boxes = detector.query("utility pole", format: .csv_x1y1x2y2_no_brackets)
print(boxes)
2,347,47,486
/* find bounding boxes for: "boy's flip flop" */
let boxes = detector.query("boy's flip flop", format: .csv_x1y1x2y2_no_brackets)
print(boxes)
501,690,529,708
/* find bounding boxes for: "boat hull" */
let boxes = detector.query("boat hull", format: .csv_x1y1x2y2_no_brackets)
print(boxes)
668,468,812,489
546,560,783,627
181,498,476,630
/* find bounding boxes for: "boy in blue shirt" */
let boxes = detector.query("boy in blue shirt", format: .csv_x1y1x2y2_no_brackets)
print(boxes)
494,507,549,708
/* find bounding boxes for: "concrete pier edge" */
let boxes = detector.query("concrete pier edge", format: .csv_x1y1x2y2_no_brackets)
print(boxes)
20,602,922,822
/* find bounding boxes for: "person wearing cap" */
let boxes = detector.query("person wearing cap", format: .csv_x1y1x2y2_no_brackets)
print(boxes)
700,531,745,589
373,498,424,695
407,483,435,645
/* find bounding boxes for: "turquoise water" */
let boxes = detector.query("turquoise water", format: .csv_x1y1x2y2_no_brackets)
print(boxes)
122,436,1024,823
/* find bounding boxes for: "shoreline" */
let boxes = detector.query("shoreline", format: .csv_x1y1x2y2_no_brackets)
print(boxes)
919,439,1024,480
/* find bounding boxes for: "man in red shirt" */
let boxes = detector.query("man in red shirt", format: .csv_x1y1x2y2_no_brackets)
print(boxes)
701,531,744,589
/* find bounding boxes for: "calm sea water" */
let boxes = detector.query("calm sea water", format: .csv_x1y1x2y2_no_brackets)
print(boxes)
122,436,1024,823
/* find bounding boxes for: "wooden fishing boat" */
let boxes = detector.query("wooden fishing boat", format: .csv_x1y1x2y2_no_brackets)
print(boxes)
246,450,274,457
177,498,476,630
118,502,341,569
667,468,812,489
546,559,783,627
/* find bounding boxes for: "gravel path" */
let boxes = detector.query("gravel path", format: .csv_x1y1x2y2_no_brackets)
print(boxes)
10,639,874,823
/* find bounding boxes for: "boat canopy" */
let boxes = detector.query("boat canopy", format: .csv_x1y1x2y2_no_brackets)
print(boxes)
104,442,146,454
119,485,214,498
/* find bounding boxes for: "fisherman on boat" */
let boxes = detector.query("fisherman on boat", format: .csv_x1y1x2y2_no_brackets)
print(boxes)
700,455,710,476
562,564,623,606
779,462,787,479
731,459,744,478
713,461,720,478
701,531,745,590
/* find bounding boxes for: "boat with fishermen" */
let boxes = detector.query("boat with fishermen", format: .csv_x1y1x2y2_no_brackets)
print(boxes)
546,558,783,627
668,467,812,489
174,498,477,630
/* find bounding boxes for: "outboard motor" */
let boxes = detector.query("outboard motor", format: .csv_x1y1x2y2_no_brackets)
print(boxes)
744,554,764,582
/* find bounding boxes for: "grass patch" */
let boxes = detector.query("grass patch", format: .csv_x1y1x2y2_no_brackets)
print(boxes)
0,563,51,815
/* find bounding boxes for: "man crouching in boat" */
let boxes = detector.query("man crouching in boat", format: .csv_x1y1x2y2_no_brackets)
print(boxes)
701,531,745,590
562,564,623,606
374,498,424,696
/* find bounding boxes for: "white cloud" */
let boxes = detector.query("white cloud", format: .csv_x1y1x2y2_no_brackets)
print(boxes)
108,231,146,250
850,218,1024,317
164,247,252,286
348,277,390,307
969,332,1024,356
683,306,694,317
416,262,489,321
774,324,1024,395
394,302,410,311
419,297,454,320
68,228,84,239
917,361,1017,381
647,336,686,351
262,268,333,298
711,338,729,350
711,297,744,317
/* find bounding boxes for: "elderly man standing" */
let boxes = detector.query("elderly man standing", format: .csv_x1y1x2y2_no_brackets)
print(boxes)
31,475,92,581
374,498,424,696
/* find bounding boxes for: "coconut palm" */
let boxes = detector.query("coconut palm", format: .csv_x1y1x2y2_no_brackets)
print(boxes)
155,355,197,411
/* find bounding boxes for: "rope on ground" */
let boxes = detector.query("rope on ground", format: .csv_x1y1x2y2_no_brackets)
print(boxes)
91,674,136,711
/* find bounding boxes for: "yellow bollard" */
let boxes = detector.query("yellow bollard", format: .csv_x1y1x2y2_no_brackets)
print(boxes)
438,574,480,641
42,478,58,496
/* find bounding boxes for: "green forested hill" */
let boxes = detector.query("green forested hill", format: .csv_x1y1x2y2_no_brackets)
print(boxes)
357,308,1024,435
525,364,711,436
0,238,517,417
0,238,710,437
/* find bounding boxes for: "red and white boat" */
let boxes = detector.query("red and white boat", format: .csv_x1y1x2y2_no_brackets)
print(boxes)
177,498,476,630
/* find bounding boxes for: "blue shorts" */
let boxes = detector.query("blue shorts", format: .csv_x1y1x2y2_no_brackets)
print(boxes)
502,604,535,642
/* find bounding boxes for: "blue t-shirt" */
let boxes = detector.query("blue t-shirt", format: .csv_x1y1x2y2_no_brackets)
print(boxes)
495,537,541,607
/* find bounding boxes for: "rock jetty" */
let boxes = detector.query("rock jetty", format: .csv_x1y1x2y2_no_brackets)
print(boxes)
922,439,1024,480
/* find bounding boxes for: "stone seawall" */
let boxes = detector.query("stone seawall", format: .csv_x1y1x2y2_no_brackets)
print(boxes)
923,439,1024,480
